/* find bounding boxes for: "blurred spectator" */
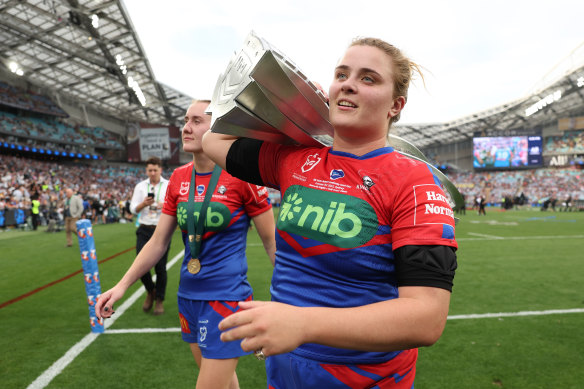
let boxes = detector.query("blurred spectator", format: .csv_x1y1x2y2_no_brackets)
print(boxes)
63,188,83,247
30,192,40,230
92,198,105,225
545,130,584,154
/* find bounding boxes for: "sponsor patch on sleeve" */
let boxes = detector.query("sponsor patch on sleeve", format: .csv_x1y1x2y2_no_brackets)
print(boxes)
413,184,455,226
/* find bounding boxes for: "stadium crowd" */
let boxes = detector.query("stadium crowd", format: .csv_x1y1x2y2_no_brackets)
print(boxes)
0,80,125,157
0,111,124,153
451,168,583,209
544,130,584,154
0,154,174,230
1,151,582,230
0,81,68,117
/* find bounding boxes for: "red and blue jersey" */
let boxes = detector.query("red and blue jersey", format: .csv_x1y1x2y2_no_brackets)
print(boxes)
162,162,272,301
258,143,457,364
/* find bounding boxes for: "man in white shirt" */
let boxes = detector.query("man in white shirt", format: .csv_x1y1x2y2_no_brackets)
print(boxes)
129,157,171,315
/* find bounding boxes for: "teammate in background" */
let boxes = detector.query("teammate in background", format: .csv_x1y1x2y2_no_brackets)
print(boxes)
204,37,458,388
129,156,171,315
96,100,276,389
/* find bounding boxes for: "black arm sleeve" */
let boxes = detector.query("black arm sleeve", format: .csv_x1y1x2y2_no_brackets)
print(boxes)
225,138,265,186
394,245,458,292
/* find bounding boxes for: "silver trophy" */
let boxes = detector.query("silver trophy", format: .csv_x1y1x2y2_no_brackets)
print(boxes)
207,31,332,147
207,31,464,214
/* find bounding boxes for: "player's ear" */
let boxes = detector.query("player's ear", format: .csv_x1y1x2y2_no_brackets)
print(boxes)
388,96,405,119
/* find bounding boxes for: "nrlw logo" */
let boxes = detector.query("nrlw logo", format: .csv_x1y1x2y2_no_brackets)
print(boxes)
278,185,377,248
176,202,231,231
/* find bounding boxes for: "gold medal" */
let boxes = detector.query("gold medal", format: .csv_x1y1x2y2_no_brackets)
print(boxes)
187,258,201,274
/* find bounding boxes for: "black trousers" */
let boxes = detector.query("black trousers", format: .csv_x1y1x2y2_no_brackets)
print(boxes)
136,225,171,301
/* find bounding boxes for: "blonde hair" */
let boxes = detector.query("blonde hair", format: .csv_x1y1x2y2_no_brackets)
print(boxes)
349,38,424,127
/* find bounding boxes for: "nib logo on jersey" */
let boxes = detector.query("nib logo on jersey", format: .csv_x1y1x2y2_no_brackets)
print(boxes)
278,185,378,248
175,201,231,232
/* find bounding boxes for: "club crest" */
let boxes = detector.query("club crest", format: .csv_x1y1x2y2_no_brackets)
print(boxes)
301,153,321,173
179,182,189,196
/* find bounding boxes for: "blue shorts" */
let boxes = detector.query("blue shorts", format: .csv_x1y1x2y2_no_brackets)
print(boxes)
266,348,417,388
177,295,253,359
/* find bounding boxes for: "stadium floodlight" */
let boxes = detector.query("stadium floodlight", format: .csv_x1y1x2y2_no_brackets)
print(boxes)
9,61,24,76
577,76,584,88
127,76,146,106
115,54,128,75
91,14,99,29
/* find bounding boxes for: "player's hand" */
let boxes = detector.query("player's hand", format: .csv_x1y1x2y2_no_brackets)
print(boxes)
95,287,124,319
218,300,307,357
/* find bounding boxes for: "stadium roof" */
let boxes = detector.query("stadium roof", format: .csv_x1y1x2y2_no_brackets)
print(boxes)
0,0,193,126
395,42,584,148
1,1,583,146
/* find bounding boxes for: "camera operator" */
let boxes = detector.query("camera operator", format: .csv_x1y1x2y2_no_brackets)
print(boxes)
129,156,171,315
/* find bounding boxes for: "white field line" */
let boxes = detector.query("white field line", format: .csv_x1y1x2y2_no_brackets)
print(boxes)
467,232,503,239
27,250,185,389
458,234,584,241
448,308,584,320
86,308,584,336
106,327,181,334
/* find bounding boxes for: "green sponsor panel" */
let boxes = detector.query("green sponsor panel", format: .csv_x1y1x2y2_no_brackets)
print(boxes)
176,201,231,231
277,185,377,248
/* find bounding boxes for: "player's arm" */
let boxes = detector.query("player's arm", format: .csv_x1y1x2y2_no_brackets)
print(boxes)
201,131,238,170
298,284,451,352
96,213,177,318
251,208,276,266
203,132,266,186
219,284,451,355
219,245,457,355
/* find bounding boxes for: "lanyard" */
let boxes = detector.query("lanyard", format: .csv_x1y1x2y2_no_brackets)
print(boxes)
149,181,163,202
186,164,222,261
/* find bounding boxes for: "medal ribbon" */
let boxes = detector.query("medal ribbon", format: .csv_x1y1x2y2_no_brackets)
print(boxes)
186,164,222,262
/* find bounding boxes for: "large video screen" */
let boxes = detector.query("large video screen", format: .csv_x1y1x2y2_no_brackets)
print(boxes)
473,135,543,170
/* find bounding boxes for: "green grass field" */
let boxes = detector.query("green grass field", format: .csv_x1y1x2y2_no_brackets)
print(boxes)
1,208,583,388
